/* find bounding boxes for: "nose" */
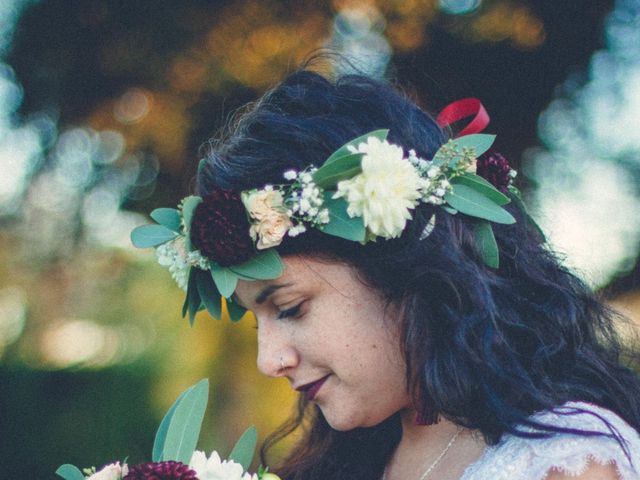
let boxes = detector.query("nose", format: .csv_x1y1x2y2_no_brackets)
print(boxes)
256,320,298,377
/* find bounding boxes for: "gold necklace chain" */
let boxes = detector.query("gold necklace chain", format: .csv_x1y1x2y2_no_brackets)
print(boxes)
382,427,463,480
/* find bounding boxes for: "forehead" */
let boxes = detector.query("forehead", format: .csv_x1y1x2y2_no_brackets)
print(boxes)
233,255,358,306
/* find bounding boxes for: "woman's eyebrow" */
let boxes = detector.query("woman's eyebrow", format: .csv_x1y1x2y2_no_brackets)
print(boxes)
255,283,292,304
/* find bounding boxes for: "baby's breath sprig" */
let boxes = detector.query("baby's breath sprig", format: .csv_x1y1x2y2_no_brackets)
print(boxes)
281,167,330,237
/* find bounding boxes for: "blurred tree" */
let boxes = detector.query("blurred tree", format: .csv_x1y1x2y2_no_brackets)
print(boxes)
4,1,639,479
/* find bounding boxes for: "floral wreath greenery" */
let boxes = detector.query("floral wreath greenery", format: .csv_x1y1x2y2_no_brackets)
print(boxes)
131,99,542,324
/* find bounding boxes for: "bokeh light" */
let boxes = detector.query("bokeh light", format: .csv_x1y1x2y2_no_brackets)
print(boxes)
530,0,640,288
439,0,482,16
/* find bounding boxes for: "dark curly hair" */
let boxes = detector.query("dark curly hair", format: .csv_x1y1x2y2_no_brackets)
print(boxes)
197,68,640,480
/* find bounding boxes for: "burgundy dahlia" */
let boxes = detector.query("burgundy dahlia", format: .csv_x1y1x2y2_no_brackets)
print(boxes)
123,461,198,480
476,151,513,193
190,189,255,266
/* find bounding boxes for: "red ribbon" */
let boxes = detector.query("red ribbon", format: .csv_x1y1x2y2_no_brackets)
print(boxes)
436,98,490,137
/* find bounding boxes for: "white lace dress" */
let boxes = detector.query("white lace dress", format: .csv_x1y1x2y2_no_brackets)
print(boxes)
460,402,640,479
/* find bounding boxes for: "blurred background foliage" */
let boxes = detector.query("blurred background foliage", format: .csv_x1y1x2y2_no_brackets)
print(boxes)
1,0,639,478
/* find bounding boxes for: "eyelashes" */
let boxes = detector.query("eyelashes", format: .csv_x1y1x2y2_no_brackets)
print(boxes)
276,302,304,320
253,302,306,329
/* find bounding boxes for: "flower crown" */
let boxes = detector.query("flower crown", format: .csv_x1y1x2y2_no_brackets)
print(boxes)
131,99,541,324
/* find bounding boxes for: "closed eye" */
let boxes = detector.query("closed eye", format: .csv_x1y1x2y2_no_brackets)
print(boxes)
276,302,304,320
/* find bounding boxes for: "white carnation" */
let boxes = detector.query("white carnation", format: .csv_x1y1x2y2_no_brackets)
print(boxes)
334,136,424,239
189,450,256,480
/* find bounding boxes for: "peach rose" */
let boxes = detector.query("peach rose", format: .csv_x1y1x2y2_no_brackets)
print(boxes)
242,189,285,221
250,211,293,249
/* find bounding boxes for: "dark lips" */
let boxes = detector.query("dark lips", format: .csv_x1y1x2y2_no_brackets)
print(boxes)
296,375,330,401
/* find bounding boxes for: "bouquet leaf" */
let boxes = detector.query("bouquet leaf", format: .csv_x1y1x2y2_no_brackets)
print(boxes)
55,464,85,480
153,387,192,462
131,224,178,248
229,249,284,280
313,153,363,189
151,208,182,232
445,184,515,224
211,265,238,298
196,270,222,320
474,221,500,268
159,379,209,465
451,174,510,206
228,426,258,471
319,194,366,242
323,129,388,165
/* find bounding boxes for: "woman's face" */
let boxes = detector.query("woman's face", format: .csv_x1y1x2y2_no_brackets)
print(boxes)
234,255,411,431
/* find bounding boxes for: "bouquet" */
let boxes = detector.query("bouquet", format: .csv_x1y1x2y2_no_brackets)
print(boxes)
56,379,280,480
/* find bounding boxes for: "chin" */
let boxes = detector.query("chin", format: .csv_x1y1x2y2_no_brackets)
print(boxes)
320,406,382,431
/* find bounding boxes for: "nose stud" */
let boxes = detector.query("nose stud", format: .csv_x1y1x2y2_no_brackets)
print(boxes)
279,356,286,374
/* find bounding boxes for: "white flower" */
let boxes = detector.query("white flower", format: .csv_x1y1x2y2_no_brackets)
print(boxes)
86,462,128,480
283,169,297,180
156,238,190,290
333,136,424,239
287,224,307,237
189,450,257,480
466,160,477,173
155,237,209,290
427,166,441,178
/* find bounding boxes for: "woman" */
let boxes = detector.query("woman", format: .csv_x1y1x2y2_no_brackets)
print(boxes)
136,68,640,479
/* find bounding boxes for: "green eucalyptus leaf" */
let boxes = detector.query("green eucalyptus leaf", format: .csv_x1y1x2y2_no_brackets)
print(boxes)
55,464,85,480
453,134,496,157
185,268,202,326
182,291,189,318
323,129,389,166
318,194,366,242
229,249,284,280
197,158,207,175
226,298,247,322
228,426,258,471
160,379,209,464
211,265,238,298
153,387,191,462
131,224,178,248
474,221,499,268
445,184,515,224
452,174,510,206
313,153,363,189
195,269,222,320
181,196,203,229
443,206,458,215
432,134,496,168
181,196,202,250
151,208,182,232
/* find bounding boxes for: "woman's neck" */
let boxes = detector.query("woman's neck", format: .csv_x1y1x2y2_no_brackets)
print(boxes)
383,410,486,480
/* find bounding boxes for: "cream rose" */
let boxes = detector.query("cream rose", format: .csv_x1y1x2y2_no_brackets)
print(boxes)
242,189,285,221
250,211,293,249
